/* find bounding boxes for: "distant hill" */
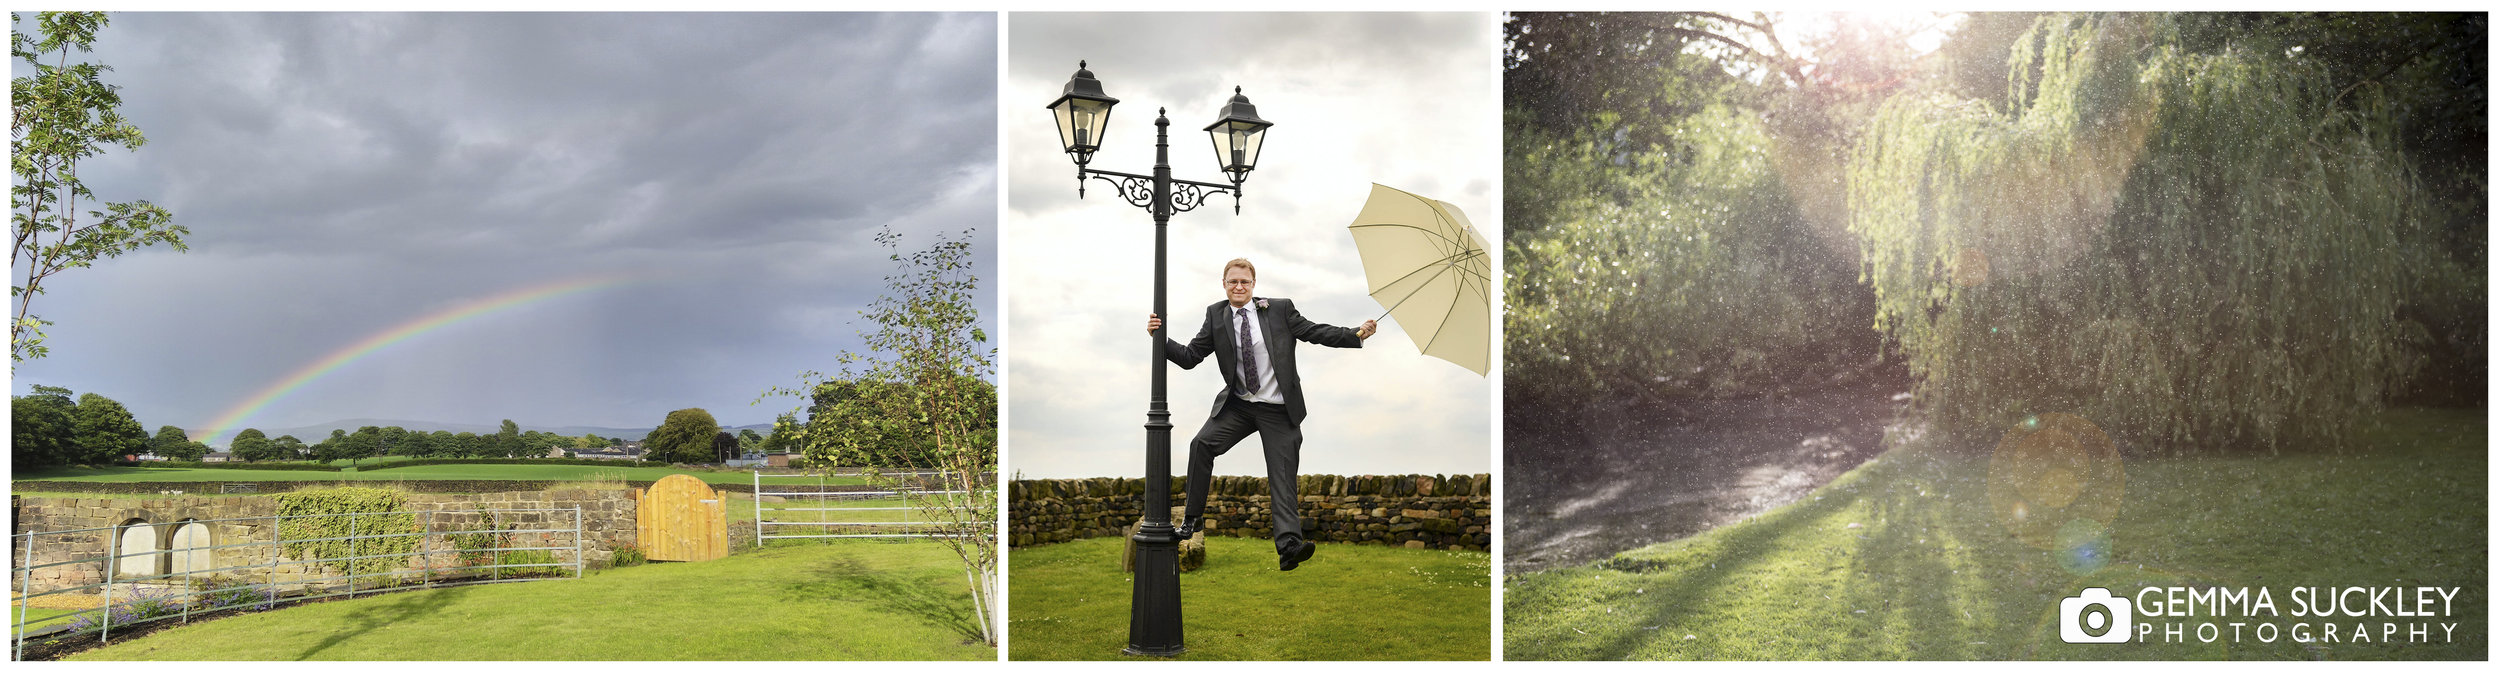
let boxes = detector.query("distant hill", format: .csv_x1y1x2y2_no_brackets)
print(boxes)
201,418,777,446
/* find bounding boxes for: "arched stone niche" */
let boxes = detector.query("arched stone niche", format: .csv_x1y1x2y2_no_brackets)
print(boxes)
113,519,163,579
169,520,214,575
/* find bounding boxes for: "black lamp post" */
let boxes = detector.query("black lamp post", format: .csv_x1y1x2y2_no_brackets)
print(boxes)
1046,60,1272,658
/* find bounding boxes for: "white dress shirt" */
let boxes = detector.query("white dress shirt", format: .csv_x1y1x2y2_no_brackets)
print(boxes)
1232,304,1284,404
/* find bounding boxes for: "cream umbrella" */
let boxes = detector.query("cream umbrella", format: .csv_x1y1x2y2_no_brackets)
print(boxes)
1346,183,1491,376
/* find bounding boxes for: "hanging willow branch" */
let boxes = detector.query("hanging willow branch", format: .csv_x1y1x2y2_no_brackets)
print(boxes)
1846,14,2453,454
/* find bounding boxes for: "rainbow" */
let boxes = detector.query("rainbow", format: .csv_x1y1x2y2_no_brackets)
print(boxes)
194,273,638,446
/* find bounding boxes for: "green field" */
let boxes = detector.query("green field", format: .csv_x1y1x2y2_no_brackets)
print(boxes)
12,464,859,487
732,494,921,523
12,606,78,630
56,541,992,660
1009,536,1492,660
1504,409,2487,660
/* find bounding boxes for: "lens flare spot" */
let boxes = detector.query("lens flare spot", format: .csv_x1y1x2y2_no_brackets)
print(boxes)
2054,518,2112,575
2025,467,2083,509
1986,413,2124,555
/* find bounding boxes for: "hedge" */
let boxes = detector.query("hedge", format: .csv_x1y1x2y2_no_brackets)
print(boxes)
114,461,343,472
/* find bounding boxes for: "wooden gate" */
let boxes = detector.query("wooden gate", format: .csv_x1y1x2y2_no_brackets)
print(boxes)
636,474,727,562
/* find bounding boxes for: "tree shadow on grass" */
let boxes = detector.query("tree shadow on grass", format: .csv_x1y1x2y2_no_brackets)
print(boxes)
1551,450,2037,660
294,585,465,660
786,556,980,643
1833,451,2047,659
1563,472,1869,659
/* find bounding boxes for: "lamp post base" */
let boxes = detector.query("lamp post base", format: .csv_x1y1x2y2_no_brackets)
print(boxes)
1124,526,1185,657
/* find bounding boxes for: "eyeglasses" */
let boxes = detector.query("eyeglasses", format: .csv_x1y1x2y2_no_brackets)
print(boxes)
1224,279,1254,286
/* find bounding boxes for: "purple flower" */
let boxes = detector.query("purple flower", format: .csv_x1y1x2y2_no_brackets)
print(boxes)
1255,298,1270,310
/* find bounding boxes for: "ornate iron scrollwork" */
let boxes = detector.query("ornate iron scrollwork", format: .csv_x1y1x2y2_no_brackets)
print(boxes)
1087,173,1156,209
1168,182,1211,214
1075,169,1243,214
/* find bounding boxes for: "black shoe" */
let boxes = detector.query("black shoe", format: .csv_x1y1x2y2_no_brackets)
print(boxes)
1278,540,1315,571
1172,519,1205,540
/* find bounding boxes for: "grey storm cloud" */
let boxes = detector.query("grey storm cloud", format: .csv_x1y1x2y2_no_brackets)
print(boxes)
10,12,997,439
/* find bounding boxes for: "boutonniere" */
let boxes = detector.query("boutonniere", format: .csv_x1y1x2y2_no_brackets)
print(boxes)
1255,298,1270,311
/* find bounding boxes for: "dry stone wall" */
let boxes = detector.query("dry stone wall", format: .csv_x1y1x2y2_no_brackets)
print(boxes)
1009,474,1490,551
10,489,636,595
11,479,816,496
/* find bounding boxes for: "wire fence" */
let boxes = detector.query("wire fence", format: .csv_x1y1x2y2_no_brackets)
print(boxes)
750,472,987,543
10,507,582,660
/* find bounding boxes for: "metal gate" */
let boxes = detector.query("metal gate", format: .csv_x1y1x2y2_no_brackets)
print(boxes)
635,474,727,562
751,471,967,543
13,507,581,660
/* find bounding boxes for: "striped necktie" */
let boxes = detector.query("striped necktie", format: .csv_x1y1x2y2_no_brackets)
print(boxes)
1237,307,1258,396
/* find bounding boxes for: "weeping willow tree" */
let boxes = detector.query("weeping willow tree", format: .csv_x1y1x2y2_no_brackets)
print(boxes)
1506,103,1866,404
1848,14,2465,453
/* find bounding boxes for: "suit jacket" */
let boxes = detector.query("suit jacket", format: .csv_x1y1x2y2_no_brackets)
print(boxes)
1161,297,1362,427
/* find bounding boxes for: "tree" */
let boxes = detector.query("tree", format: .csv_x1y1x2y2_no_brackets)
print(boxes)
765,226,995,644
269,435,304,461
229,428,272,462
69,392,144,464
12,388,77,468
1845,14,2468,451
150,425,204,461
148,424,186,456
377,426,409,457
10,12,185,361
397,429,434,457
712,431,739,462
306,428,345,462
757,413,799,455
643,408,718,464
578,433,605,450
1503,12,1880,406
342,426,383,463
494,419,521,457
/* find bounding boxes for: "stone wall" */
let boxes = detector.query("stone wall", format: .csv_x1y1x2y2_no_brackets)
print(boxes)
1009,474,1490,551
10,488,636,595
8,479,862,496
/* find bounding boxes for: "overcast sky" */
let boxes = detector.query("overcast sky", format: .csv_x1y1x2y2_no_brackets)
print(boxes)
1005,13,1495,479
9,12,996,442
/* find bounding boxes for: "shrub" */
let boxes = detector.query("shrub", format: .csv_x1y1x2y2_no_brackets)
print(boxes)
354,457,675,471
446,527,506,569
273,487,419,583
1506,104,1869,405
112,460,343,471
608,544,646,568
64,585,183,634
190,576,275,612
496,549,565,578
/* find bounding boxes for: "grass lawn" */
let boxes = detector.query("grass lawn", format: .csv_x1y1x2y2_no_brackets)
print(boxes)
1008,536,1492,660
12,606,78,630
1505,408,2485,660
59,541,992,660
12,464,855,487
732,495,919,525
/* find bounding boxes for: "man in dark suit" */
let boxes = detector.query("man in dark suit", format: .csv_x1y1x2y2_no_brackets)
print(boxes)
1146,257,1375,571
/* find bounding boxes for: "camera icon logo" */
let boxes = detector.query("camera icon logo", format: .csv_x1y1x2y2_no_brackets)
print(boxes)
2060,587,2134,643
